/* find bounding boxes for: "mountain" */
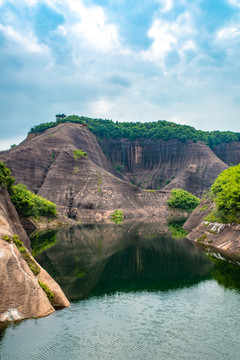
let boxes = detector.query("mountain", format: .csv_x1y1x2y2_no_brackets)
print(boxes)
0,121,236,220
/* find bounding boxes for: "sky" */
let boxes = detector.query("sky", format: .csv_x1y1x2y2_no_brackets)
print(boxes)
1,0,240,150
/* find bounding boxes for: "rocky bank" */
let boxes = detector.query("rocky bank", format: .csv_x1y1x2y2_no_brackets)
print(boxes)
0,186,69,322
184,199,240,262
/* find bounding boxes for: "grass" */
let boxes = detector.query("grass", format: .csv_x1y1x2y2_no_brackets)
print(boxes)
38,281,55,302
97,173,102,192
13,235,40,276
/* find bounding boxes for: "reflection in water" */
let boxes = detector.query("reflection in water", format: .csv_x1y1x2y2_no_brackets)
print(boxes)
35,222,213,301
2,222,240,360
210,256,240,291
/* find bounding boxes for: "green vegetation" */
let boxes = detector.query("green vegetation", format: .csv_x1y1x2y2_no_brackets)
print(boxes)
73,149,87,160
205,164,240,223
1,235,11,243
31,230,58,257
199,205,209,212
74,269,87,278
209,256,240,290
110,209,124,224
13,235,40,276
29,115,240,148
38,281,55,301
167,189,200,211
11,184,57,218
197,233,208,244
97,173,102,193
0,162,57,218
112,162,124,173
74,166,80,174
167,218,188,238
0,162,15,193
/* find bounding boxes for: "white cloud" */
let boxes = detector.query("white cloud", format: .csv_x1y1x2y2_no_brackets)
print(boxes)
217,24,240,39
0,24,49,53
142,12,195,65
228,0,240,7
64,0,121,52
158,0,174,13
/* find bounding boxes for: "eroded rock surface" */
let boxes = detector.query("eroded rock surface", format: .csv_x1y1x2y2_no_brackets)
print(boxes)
100,138,228,196
0,186,69,322
184,200,240,260
0,123,230,219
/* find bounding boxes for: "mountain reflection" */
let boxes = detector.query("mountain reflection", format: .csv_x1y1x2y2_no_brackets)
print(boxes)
35,222,213,301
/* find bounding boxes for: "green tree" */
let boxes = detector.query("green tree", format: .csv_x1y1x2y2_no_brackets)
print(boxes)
210,164,240,219
167,189,200,211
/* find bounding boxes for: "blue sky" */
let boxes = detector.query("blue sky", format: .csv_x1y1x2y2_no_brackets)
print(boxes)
1,0,240,149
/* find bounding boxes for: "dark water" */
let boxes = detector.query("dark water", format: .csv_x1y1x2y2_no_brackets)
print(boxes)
1,222,240,360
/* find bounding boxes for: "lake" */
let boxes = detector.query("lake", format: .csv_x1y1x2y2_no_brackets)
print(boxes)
1,221,240,360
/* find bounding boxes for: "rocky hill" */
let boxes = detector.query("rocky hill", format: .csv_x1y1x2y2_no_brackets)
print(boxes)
1,121,238,220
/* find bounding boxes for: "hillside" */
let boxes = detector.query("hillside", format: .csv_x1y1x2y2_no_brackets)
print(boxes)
0,121,232,219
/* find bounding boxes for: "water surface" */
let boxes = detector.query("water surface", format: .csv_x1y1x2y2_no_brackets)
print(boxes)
1,222,240,360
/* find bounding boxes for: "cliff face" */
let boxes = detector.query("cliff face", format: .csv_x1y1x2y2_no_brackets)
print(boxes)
0,186,69,322
0,123,230,219
213,141,240,166
100,138,228,196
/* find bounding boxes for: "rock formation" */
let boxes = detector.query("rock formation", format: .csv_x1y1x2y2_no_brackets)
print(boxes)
0,186,69,322
0,123,230,220
184,199,240,261
100,137,228,196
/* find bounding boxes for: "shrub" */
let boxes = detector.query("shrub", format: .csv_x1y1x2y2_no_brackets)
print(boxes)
110,209,124,224
1,235,11,243
0,162,15,193
73,149,87,160
167,189,200,211
11,183,57,217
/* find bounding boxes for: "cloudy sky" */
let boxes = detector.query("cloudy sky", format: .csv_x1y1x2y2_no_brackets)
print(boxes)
1,0,240,149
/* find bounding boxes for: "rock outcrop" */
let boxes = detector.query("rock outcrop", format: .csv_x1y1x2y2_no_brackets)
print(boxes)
0,186,69,322
184,200,240,261
0,123,230,220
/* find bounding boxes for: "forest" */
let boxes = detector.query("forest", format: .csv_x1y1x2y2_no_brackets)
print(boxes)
29,115,240,148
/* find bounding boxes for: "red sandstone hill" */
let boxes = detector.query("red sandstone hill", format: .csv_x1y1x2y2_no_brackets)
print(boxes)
0,122,230,219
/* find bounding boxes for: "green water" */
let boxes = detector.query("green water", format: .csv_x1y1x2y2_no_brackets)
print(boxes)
1,222,240,360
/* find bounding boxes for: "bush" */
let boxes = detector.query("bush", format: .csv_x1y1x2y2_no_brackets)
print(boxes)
167,189,200,211
110,209,124,224
11,183,57,217
206,164,240,223
0,162,57,218
0,162,15,193
73,149,87,160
